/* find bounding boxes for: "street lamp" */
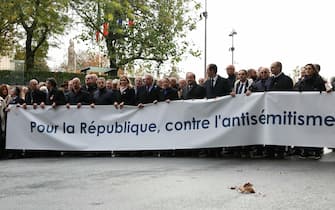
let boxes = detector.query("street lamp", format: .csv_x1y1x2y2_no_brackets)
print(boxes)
202,0,208,78
229,29,237,65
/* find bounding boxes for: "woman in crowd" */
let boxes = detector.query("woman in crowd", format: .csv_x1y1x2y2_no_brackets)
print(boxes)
294,63,326,159
0,84,11,157
115,75,136,107
9,86,25,105
294,63,326,92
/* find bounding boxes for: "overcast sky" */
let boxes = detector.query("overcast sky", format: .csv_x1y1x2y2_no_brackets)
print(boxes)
48,0,335,80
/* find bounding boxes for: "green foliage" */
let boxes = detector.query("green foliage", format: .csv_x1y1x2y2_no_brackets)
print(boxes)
71,0,200,75
4,0,70,72
15,44,50,71
0,0,17,54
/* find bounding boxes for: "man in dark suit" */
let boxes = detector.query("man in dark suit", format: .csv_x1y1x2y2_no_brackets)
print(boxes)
83,74,97,97
92,77,116,105
66,77,92,107
204,64,231,98
226,64,236,89
159,78,179,102
45,78,66,108
24,79,46,105
182,72,205,100
136,74,160,107
267,61,293,158
269,61,293,91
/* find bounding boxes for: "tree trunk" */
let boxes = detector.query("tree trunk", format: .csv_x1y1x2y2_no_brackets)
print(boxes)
107,39,118,77
25,30,34,72
109,58,118,77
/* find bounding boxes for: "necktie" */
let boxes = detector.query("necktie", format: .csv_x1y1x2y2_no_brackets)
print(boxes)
238,84,244,94
211,78,214,88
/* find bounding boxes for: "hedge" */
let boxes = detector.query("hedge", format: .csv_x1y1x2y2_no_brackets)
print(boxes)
0,70,115,86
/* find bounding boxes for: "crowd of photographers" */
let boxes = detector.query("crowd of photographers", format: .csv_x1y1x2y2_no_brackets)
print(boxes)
1,61,334,159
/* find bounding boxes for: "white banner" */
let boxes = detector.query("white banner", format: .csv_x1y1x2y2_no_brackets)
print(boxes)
6,92,335,151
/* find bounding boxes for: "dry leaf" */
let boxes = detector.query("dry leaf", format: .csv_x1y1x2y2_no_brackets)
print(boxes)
238,182,255,194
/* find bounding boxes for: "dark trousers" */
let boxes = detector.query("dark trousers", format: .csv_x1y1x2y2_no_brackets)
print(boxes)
0,129,5,158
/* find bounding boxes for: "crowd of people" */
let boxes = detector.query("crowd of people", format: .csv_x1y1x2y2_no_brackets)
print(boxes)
0,61,334,159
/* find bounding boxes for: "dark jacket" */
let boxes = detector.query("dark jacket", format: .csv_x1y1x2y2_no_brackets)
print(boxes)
204,75,231,98
66,89,92,105
270,73,293,91
182,83,206,100
82,85,97,97
227,74,236,90
25,90,46,105
116,88,136,105
136,85,160,104
9,96,25,105
294,75,326,92
46,88,66,105
93,88,116,105
249,78,272,92
159,87,179,101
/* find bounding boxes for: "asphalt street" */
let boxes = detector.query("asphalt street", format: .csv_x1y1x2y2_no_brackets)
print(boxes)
1,153,335,210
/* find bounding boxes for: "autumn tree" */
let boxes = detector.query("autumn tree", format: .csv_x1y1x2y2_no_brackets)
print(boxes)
75,50,109,70
71,0,200,76
5,0,70,72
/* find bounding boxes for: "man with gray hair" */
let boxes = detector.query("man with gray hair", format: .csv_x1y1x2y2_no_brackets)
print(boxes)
136,74,160,107
66,77,92,108
92,77,116,105
83,74,97,96
24,79,46,106
134,76,143,95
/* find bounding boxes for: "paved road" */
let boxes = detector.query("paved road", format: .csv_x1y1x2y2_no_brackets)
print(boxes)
1,153,335,210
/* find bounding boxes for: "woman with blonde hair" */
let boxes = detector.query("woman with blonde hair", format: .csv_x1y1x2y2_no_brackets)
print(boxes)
114,75,135,108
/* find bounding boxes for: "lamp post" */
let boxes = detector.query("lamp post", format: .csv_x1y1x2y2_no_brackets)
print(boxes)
229,29,237,65
203,0,208,77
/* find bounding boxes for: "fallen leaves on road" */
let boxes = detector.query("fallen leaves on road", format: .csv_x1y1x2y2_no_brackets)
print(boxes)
230,182,255,194
239,182,255,193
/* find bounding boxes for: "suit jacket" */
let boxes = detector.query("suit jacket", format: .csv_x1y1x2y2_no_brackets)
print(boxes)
93,88,116,105
182,83,206,100
136,85,160,104
116,88,136,105
82,84,97,97
227,74,237,90
204,75,231,98
25,89,46,105
233,79,253,94
159,87,179,101
269,73,293,91
249,78,272,92
47,88,66,105
66,89,92,105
